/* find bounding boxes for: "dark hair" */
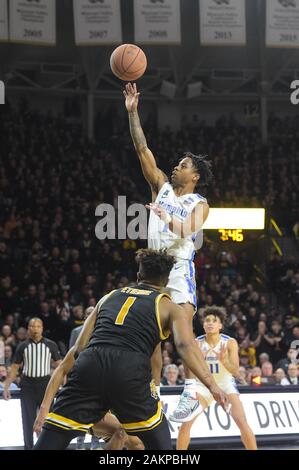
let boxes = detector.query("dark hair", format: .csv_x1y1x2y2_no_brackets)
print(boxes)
202,307,227,325
183,152,213,186
136,249,175,285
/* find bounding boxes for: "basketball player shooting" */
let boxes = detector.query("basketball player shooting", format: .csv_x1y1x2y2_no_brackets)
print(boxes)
124,82,213,422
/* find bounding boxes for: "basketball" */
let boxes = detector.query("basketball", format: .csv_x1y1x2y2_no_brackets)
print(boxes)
110,44,147,81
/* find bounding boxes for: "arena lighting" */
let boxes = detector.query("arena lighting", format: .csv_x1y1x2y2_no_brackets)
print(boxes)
202,208,265,230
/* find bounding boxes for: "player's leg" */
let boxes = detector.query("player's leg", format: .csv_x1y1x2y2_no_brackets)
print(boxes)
229,394,257,450
176,390,210,450
37,348,108,448
179,301,198,392
109,349,168,449
176,415,198,451
169,302,201,422
165,260,201,422
130,414,172,450
35,422,133,451
34,428,81,450
166,261,201,422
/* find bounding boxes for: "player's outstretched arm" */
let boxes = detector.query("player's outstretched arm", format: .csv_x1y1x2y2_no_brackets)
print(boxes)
124,82,167,197
34,347,76,435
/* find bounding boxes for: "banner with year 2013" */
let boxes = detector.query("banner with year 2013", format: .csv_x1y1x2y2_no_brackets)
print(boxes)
73,0,122,45
134,0,181,44
9,0,56,45
0,0,8,42
199,0,246,46
266,0,299,48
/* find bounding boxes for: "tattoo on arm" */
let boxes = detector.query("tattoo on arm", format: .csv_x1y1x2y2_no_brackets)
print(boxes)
128,110,147,151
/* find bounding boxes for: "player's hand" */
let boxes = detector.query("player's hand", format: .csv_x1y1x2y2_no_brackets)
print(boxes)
2,386,11,400
215,343,228,363
123,82,140,112
33,406,48,436
146,203,171,223
209,383,229,412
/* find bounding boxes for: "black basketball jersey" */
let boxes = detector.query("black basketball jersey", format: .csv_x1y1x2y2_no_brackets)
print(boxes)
88,284,171,357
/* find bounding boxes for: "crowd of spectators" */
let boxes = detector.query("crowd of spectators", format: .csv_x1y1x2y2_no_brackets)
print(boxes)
0,100,298,388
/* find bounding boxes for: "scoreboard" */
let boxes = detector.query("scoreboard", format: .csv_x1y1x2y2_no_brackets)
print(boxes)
202,208,265,243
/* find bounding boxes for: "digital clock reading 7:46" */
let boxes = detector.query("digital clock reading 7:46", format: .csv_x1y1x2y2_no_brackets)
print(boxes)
218,229,244,242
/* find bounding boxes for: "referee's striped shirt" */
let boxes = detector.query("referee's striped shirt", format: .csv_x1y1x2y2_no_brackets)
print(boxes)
13,338,60,378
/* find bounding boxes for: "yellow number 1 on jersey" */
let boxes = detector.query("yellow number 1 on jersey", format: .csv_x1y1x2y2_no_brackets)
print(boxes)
115,296,137,325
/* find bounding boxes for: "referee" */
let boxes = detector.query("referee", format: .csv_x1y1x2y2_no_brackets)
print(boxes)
3,317,61,449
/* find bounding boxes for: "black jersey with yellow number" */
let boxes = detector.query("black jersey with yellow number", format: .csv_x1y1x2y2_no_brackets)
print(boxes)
88,284,170,357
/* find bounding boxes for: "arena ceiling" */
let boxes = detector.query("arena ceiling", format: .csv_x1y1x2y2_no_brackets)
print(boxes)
0,0,298,101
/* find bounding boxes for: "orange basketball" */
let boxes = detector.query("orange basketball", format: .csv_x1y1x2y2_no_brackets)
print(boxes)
110,44,147,81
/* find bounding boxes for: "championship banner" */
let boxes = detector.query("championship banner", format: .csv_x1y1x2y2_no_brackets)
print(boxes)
266,0,299,48
199,0,246,46
73,0,122,45
134,0,181,45
9,0,56,45
0,0,8,42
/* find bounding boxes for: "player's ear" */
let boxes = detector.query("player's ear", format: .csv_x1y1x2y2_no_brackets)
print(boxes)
193,173,200,184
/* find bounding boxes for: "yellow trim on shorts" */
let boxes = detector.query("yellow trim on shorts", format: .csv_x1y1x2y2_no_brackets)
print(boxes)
155,293,171,340
44,421,70,431
125,413,164,434
120,401,163,433
45,422,90,434
45,412,94,431
44,420,82,432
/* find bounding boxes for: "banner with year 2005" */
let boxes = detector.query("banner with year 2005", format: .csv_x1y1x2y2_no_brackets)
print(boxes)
266,0,299,48
199,0,246,46
9,0,56,45
134,0,181,45
0,0,8,42
73,0,122,45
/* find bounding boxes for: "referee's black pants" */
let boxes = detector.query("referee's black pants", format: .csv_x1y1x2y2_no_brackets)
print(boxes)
20,376,50,450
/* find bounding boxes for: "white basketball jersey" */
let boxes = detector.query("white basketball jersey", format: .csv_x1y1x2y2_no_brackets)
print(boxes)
196,334,233,383
148,182,207,261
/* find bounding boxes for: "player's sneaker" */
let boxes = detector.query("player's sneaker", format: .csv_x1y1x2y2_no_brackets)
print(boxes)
90,436,102,450
169,391,201,423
